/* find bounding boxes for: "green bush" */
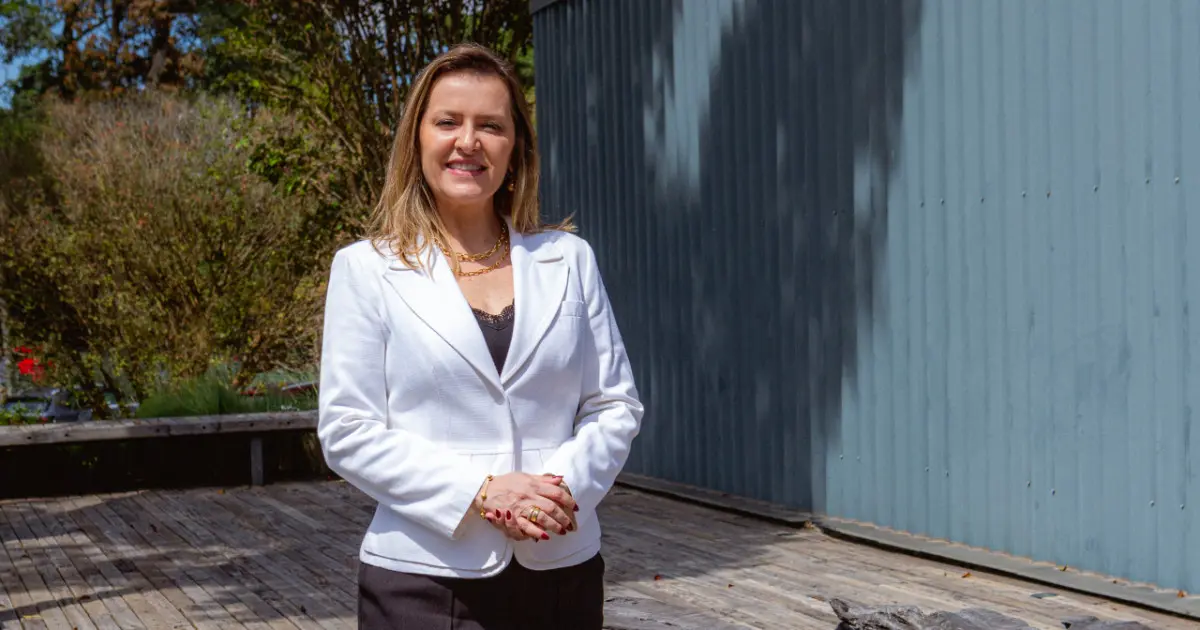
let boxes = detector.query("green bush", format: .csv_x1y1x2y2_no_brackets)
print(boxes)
136,366,317,418
1,92,335,409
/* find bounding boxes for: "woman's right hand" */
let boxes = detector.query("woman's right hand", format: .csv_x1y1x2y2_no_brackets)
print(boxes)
476,472,577,541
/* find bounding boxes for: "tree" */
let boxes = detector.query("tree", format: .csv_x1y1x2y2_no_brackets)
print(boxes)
1,0,206,100
0,92,333,408
0,1,537,410
201,0,535,228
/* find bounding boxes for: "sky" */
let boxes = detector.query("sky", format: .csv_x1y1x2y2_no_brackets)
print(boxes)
1,60,20,109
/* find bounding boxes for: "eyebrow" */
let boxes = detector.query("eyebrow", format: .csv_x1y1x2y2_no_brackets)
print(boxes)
428,109,511,120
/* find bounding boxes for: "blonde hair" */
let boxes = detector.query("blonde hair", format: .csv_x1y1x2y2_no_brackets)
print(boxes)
367,42,573,270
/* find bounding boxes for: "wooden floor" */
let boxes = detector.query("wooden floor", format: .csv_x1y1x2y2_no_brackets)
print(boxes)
0,481,1192,630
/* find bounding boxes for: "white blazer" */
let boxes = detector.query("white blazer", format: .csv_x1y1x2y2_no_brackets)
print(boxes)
317,220,643,578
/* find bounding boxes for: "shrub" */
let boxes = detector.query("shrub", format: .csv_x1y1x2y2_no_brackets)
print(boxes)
0,92,337,409
135,365,317,418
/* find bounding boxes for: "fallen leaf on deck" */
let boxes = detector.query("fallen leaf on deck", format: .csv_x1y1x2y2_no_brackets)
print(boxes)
1059,565,1069,571
961,572,972,578
653,574,662,581
1179,590,1188,598
727,584,734,588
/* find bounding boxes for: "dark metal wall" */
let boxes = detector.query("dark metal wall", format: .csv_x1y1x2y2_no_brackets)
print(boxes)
533,0,1200,594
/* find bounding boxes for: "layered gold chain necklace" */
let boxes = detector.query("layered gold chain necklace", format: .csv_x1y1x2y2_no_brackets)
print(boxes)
438,221,510,277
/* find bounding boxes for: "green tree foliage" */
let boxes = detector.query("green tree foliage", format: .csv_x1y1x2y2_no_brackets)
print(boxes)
201,0,534,225
0,92,332,406
1,1,207,99
0,1,535,412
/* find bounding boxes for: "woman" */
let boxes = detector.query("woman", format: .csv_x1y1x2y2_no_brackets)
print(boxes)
317,43,643,628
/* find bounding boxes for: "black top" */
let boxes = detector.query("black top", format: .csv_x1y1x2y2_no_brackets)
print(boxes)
472,303,515,375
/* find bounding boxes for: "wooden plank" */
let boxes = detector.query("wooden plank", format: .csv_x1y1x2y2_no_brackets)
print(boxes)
14,500,108,630
7,481,1195,630
0,507,17,629
100,492,269,630
602,583,756,630
75,495,226,630
177,489,356,626
85,495,248,630
0,411,317,447
64,494,200,629
0,506,42,630
0,579,15,630
0,502,77,629
218,490,359,598
601,489,1197,629
124,492,304,630
31,497,145,630
143,489,345,630
250,437,265,486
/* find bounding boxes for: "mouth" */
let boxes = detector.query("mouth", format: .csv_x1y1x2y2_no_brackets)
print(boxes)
446,160,487,177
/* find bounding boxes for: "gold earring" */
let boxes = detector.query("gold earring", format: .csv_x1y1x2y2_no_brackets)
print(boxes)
507,179,515,192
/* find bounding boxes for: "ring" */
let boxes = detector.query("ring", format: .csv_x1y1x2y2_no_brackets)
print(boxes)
529,506,541,524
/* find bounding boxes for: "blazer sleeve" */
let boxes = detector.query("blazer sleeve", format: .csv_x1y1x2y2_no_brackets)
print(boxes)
317,248,490,539
540,239,644,521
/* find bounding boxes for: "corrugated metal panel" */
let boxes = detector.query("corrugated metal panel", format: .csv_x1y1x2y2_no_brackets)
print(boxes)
533,0,1200,593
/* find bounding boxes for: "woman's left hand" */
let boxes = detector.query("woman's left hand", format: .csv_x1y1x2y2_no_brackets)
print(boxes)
483,473,577,541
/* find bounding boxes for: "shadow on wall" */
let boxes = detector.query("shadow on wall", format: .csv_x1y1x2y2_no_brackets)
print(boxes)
537,0,923,511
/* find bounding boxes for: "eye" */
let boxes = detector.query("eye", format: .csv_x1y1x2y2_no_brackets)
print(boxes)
435,119,456,127
483,122,503,131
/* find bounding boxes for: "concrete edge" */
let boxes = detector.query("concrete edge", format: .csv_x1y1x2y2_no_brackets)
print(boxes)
813,517,1200,622
614,473,1200,623
616,473,813,527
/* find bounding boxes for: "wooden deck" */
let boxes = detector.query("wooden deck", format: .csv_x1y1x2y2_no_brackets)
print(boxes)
0,481,1191,630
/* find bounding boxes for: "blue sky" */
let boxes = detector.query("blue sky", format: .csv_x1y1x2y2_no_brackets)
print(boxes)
1,59,20,108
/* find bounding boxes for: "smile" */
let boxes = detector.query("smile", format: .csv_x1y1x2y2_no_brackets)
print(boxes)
447,161,487,176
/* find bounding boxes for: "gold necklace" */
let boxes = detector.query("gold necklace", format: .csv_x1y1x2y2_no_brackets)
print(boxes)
439,222,510,277
453,229,504,262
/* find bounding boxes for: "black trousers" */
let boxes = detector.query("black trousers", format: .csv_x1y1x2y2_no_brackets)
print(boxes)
358,554,605,629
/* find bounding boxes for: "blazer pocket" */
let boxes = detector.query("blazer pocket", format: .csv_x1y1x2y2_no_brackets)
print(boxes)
560,300,586,318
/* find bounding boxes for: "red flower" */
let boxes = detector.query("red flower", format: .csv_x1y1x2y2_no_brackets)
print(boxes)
13,346,32,355
17,358,35,375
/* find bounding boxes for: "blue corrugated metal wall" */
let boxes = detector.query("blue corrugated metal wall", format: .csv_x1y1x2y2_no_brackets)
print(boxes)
533,0,1200,593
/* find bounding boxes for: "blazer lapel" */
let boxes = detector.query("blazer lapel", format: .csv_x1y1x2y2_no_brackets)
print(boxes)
382,247,503,392
503,227,567,384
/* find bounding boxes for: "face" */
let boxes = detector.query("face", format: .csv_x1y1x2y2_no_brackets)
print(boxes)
419,71,517,213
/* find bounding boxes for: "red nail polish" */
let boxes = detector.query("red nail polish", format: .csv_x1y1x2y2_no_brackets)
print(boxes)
541,533,550,540
573,505,579,512
495,509,502,519
568,524,574,531
560,527,567,535
506,510,512,520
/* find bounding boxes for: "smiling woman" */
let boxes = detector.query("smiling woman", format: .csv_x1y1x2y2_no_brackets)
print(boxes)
317,43,644,629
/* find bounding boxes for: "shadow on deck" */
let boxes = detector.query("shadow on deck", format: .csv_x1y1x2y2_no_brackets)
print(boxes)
0,481,1191,630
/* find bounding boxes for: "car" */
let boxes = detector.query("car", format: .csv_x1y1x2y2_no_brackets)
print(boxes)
2,388,92,423
2,387,139,423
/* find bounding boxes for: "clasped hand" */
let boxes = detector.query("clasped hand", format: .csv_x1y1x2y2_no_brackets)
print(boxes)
474,472,578,541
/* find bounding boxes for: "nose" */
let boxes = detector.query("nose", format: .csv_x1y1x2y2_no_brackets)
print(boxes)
455,124,481,153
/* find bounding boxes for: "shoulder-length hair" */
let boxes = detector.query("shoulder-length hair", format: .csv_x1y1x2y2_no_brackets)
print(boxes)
367,42,572,270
